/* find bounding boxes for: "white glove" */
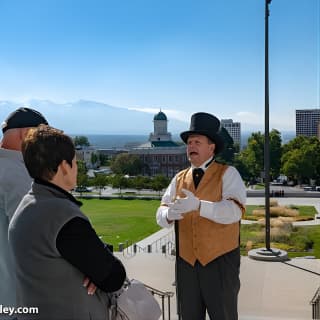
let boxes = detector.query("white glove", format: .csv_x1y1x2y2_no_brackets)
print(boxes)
166,203,185,221
172,189,200,214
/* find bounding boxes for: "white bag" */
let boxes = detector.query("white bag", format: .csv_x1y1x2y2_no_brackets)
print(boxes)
109,279,162,320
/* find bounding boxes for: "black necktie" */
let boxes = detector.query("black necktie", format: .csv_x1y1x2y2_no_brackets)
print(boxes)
193,168,204,189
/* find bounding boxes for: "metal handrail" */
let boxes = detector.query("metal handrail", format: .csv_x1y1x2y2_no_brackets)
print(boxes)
160,241,176,260
149,231,175,253
118,231,175,258
144,283,175,320
310,286,320,319
120,240,146,258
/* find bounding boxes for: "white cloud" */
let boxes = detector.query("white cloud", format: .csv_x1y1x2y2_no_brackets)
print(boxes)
233,110,295,131
234,111,263,125
128,107,190,123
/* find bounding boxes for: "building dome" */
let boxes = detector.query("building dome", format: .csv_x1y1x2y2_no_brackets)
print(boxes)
153,111,167,121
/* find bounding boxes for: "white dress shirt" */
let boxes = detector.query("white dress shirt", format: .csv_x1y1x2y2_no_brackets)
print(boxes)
156,158,246,228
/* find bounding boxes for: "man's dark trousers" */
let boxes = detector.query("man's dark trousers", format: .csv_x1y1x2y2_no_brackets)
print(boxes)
177,247,240,320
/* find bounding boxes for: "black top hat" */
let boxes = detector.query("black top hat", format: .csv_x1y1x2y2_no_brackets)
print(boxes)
1,107,48,133
180,112,224,154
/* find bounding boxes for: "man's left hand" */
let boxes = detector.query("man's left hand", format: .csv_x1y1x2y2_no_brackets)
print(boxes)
173,188,200,213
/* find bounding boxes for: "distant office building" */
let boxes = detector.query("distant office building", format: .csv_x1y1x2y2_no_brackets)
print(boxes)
296,109,320,137
75,146,100,169
221,119,241,147
130,111,188,177
98,148,129,158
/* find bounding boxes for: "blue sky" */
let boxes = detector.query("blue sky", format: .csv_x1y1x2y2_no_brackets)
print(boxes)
0,0,319,131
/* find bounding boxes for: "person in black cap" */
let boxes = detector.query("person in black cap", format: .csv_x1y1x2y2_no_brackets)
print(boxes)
0,107,49,310
1,107,48,135
156,112,246,320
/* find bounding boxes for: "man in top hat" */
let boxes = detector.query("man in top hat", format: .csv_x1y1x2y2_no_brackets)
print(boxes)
0,107,48,309
156,112,246,319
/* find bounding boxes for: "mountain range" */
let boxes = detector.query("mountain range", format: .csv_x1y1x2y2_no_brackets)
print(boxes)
0,99,295,145
0,99,188,135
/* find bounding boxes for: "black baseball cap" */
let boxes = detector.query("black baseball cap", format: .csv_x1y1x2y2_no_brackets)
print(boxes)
1,107,48,133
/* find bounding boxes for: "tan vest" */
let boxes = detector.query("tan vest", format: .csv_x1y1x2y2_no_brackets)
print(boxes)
176,162,240,266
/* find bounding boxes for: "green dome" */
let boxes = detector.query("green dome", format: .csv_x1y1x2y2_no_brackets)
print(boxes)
154,111,167,121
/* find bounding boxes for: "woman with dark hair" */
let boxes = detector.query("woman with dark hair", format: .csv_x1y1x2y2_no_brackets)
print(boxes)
9,125,126,320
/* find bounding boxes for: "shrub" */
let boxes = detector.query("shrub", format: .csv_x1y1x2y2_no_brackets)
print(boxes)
245,240,253,252
252,206,299,218
270,200,278,207
289,229,314,251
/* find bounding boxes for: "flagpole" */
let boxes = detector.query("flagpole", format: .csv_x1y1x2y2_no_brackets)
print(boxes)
264,0,271,251
248,0,288,262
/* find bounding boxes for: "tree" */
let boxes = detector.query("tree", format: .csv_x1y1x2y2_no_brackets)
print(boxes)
151,175,170,197
233,153,251,183
281,136,320,184
99,153,109,166
241,132,264,179
76,160,89,195
235,130,282,182
92,174,108,195
269,129,282,180
216,127,235,164
110,153,143,175
90,152,99,167
281,149,303,184
110,175,130,196
74,136,90,147
131,175,151,193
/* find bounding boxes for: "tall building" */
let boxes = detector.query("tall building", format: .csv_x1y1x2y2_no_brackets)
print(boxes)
130,111,188,177
221,119,241,147
296,109,320,137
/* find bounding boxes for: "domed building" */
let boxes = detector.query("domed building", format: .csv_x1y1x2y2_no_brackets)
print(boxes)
130,111,188,177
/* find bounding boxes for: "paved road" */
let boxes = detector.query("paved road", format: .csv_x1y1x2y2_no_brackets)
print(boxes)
247,196,320,213
74,185,320,199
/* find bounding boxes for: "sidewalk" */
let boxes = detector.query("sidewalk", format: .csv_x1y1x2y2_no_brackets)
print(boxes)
116,252,320,320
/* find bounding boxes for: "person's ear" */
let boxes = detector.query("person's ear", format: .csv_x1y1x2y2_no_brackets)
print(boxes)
209,143,215,154
59,160,70,176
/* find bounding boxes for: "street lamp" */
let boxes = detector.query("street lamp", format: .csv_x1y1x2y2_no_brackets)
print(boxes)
248,0,288,261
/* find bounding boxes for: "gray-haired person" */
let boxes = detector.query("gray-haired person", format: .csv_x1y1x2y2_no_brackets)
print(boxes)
0,107,48,310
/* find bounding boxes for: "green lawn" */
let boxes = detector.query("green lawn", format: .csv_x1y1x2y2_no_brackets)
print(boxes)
80,198,161,248
241,224,320,258
79,198,320,257
243,205,319,257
